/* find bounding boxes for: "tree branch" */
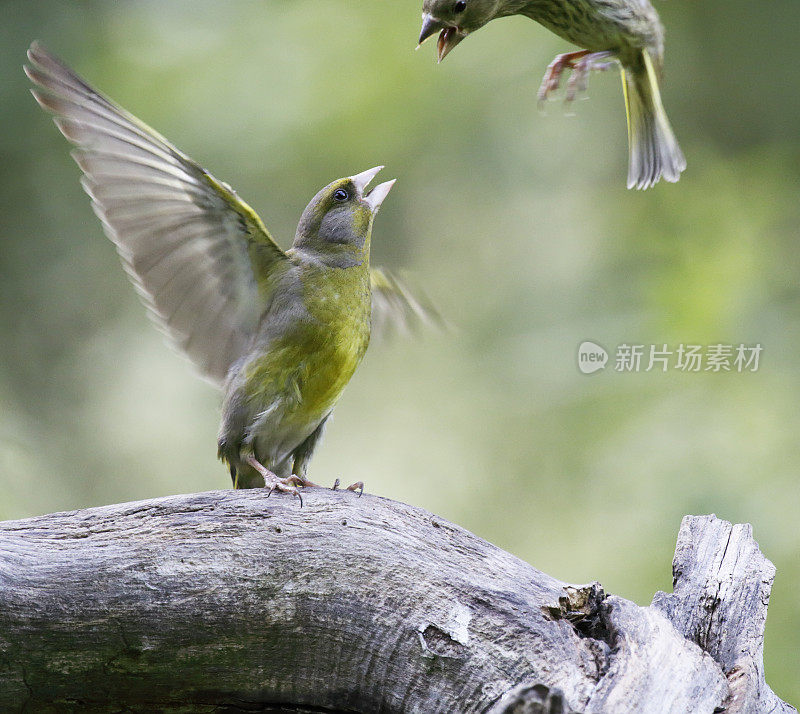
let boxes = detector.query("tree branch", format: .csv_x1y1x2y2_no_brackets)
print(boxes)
0,491,793,713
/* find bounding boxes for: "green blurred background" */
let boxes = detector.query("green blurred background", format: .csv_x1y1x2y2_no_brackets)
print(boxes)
1,0,797,702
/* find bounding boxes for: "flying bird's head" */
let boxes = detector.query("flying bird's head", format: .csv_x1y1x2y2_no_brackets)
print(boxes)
293,166,395,262
418,0,501,61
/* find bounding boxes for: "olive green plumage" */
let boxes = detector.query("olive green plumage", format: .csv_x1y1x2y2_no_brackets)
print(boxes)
419,0,686,189
25,42,430,492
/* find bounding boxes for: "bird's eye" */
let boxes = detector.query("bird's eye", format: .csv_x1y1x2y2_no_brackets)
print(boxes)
454,0,466,12
333,188,349,202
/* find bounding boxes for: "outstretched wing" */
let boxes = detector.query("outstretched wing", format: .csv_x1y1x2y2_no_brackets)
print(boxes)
370,268,442,338
25,42,289,385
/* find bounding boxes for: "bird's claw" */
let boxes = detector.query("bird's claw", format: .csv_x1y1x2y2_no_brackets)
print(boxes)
347,481,365,497
332,478,364,497
245,454,304,507
264,478,303,508
564,52,614,102
285,475,320,488
537,50,614,106
537,50,588,104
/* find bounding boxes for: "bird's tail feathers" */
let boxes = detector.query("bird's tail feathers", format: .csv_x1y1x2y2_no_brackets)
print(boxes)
621,50,686,190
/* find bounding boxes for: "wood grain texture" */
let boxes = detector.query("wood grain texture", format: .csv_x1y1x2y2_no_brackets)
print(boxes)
0,492,793,713
652,515,795,714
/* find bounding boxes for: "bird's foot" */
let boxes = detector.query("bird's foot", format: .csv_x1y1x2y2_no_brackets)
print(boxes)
538,50,590,104
537,50,615,105
332,478,364,497
564,51,615,102
245,455,304,507
284,475,321,488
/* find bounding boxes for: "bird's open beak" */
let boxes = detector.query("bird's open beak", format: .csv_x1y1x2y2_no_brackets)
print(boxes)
418,14,465,62
418,14,444,45
352,166,396,212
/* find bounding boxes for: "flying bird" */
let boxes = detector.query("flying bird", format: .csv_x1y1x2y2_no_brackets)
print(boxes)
418,0,686,189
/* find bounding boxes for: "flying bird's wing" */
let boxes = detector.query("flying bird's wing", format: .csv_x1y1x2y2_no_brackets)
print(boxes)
25,42,289,385
370,268,443,338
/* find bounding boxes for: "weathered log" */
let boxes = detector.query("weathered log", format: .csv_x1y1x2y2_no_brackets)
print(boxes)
652,517,794,714
0,490,793,713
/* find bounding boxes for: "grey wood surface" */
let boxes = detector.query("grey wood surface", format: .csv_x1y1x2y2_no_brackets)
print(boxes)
0,490,793,713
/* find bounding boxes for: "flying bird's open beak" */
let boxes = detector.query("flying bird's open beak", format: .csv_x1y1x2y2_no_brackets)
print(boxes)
418,13,466,62
351,166,396,212
418,14,444,46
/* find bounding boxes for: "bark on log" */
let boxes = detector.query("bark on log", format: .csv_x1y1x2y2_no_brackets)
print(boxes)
0,490,793,713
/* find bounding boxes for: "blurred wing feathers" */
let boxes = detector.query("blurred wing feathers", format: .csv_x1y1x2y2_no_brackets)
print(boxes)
25,42,288,385
370,268,443,338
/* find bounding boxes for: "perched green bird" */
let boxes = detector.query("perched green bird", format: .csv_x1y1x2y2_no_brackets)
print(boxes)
418,0,686,189
25,42,431,498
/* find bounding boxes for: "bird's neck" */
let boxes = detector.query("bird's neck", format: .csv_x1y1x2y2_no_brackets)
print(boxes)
497,0,536,19
290,243,370,272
